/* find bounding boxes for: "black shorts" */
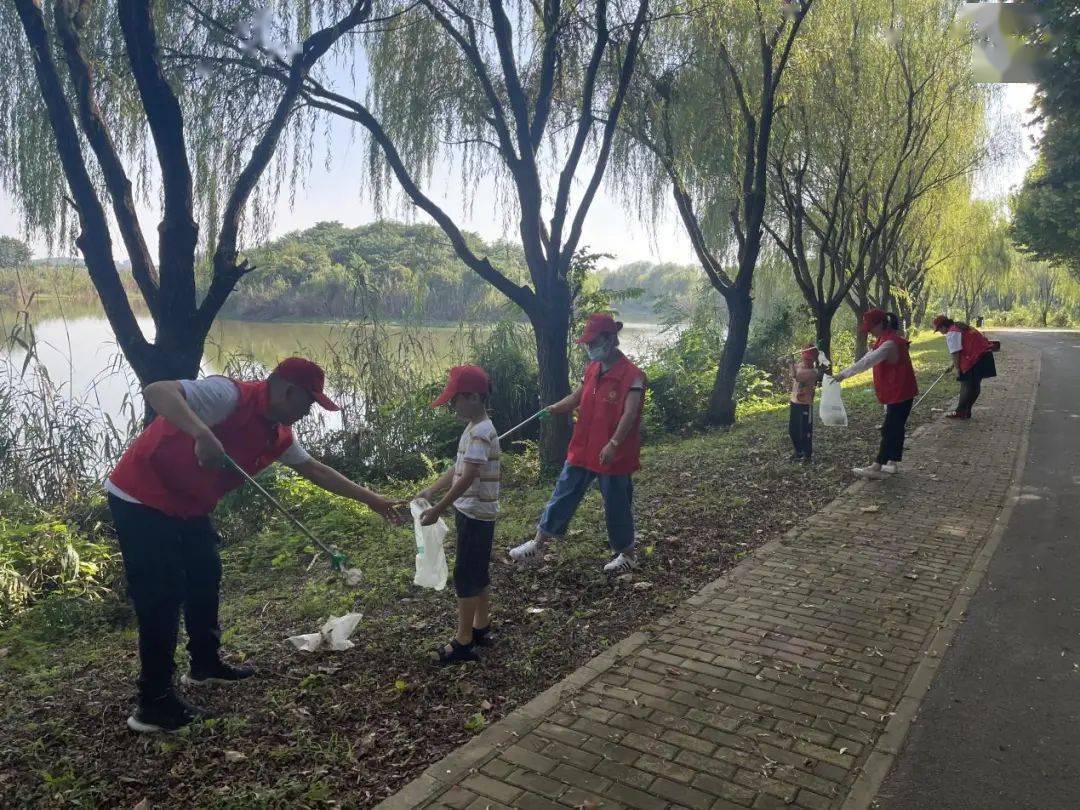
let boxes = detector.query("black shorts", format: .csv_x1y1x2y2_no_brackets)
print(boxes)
958,351,997,382
454,511,494,598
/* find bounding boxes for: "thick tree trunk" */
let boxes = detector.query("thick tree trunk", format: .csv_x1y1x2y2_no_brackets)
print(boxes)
532,306,573,471
814,310,834,363
706,288,752,426
854,328,869,360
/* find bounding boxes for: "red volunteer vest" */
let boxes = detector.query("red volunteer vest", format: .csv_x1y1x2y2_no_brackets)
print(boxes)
109,379,294,518
566,354,645,475
871,331,919,405
949,326,993,373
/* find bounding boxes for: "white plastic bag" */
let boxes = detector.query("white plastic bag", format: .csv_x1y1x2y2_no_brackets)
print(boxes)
286,612,363,652
410,499,449,591
819,374,848,427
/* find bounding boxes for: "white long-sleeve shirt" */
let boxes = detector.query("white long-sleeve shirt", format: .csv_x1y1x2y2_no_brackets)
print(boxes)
835,341,897,381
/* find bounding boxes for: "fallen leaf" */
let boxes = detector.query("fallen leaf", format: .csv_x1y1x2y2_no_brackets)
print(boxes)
394,679,408,692
133,801,150,810
526,607,547,614
904,573,918,580
223,750,247,763
860,505,880,513
480,700,493,711
839,747,849,755
632,581,653,590
360,731,377,750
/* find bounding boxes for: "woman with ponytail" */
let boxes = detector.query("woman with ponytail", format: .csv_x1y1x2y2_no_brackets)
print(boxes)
931,315,997,419
833,310,919,480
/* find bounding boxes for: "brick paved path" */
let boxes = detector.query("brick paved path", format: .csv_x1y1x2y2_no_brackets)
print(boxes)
380,344,1037,810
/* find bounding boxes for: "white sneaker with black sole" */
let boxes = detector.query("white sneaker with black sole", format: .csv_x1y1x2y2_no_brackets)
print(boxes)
880,462,899,475
508,537,546,565
603,553,639,575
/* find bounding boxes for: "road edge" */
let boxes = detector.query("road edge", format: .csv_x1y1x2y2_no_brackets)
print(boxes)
840,345,1043,810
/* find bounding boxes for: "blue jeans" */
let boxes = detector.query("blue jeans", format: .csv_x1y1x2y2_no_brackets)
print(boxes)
538,463,635,553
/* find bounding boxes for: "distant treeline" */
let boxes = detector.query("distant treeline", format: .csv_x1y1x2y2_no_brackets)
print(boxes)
2,221,701,323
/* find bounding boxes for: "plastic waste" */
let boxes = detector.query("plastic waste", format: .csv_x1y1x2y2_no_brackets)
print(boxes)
286,612,363,652
410,499,449,591
819,374,848,427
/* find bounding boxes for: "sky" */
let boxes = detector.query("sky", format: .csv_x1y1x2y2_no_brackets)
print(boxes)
0,82,1039,269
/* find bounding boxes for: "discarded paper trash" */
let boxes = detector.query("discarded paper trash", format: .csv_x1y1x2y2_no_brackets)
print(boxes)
410,499,449,591
286,613,363,652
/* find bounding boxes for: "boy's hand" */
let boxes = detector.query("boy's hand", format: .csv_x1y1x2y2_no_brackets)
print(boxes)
419,506,442,526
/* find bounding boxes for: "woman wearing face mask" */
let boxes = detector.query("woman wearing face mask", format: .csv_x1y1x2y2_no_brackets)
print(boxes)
509,313,646,575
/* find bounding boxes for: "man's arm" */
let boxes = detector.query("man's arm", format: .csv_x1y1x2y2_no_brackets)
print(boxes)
290,458,401,521
546,385,584,415
599,388,644,467
143,380,225,466
420,462,480,525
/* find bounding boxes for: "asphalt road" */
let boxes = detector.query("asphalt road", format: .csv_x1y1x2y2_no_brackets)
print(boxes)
877,331,1080,810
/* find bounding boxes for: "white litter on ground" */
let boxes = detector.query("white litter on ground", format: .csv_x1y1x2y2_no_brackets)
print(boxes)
286,612,363,652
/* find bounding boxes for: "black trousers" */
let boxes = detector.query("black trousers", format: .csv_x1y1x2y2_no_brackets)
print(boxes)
877,399,914,465
788,403,813,458
108,494,222,701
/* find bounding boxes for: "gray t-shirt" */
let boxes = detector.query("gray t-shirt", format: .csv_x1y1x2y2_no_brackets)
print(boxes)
106,376,310,503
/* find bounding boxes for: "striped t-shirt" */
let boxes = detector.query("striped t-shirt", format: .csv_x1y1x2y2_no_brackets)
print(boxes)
453,418,500,521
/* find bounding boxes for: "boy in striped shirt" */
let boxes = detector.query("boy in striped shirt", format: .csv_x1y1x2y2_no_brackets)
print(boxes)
419,365,500,665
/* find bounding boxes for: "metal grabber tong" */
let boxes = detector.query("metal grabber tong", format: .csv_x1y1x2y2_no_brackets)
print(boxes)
223,454,362,585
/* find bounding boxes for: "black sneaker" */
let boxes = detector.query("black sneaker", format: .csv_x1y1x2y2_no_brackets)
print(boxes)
127,692,213,734
182,660,255,687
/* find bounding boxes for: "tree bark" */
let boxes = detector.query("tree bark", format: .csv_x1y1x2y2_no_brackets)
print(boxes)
707,288,751,426
532,311,573,471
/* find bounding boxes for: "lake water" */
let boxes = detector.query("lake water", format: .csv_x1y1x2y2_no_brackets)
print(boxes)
0,306,670,430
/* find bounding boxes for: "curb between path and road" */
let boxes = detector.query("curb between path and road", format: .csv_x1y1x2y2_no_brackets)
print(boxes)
840,351,1043,810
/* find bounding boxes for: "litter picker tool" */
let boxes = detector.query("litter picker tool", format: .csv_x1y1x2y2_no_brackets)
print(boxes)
497,408,551,443
913,367,953,410
223,454,361,584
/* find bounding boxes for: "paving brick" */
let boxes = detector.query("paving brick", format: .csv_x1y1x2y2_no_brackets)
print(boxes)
499,745,558,774
505,768,566,798
594,759,656,790
459,773,521,805
651,776,714,810
550,763,612,795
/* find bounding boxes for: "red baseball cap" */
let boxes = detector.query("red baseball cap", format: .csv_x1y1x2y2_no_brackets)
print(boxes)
431,365,490,408
800,346,818,363
857,308,887,335
577,312,623,344
931,314,949,331
272,357,339,411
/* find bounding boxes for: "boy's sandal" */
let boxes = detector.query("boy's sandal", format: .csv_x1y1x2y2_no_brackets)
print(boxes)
431,639,479,666
472,625,494,647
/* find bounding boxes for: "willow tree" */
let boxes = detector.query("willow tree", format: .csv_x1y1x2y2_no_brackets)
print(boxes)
183,0,651,464
766,0,987,357
0,1,371,387
615,0,813,425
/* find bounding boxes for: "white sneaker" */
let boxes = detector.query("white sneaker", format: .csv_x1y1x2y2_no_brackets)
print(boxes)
853,465,885,480
880,462,899,475
509,537,545,564
603,553,639,575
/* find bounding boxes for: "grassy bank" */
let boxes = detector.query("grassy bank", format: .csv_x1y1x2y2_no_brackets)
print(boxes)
0,334,958,808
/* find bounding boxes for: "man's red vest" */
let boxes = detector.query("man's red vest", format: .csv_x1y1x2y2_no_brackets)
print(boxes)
566,354,645,475
871,331,919,405
949,325,993,373
109,380,294,518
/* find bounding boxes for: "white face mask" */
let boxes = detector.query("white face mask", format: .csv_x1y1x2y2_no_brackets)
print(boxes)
586,341,609,361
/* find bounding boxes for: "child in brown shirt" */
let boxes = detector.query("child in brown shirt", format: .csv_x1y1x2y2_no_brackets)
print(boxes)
788,346,822,463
